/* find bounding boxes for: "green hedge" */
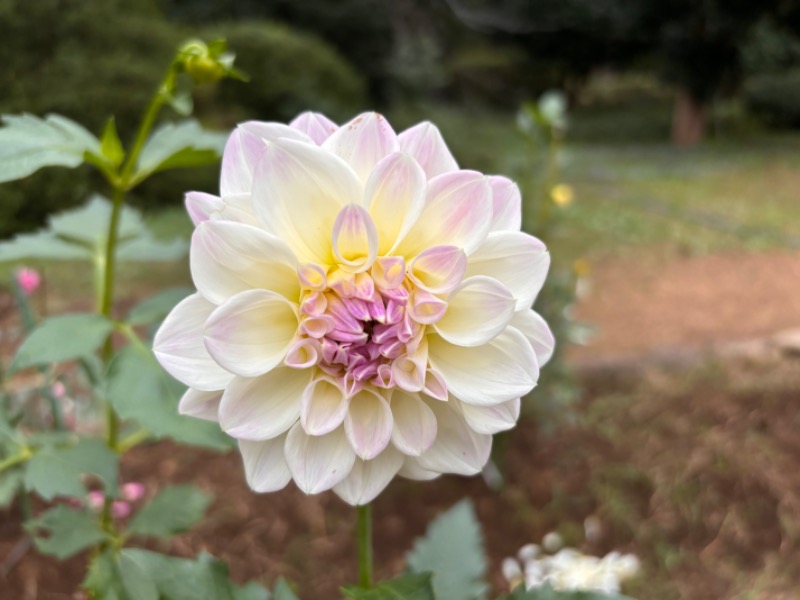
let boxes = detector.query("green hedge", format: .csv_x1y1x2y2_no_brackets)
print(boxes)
743,70,800,128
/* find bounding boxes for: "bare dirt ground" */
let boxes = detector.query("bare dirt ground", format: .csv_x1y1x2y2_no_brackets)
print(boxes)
2,249,800,599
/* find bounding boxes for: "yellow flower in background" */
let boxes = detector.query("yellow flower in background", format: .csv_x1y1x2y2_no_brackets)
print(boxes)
550,183,574,207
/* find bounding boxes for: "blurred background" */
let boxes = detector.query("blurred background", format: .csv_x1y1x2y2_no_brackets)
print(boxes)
2,0,800,598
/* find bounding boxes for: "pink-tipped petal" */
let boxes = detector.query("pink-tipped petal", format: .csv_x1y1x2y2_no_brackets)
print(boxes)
252,138,361,264
285,337,322,369
178,388,222,422
408,245,467,295
284,424,356,494
153,294,233,391
423,369,448,401
185,191,223,225
371,256,406,290
298,263,328,291
204,290,298,378
511,309,556,367
488,176,522,232
239,435,292,493
289,111,338,145
390,391,437,456
322,112,399,184
332,204,379,273
459,398,521,435
344,389,393,460
398,121,458,178
364,152,427,255
416,400,492,475
407,289,448,325
219,368,309,440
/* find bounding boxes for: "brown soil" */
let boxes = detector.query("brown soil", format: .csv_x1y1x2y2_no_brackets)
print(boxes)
3,249,800,599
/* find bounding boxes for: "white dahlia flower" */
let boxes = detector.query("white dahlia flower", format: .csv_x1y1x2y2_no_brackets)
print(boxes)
154,111,554,505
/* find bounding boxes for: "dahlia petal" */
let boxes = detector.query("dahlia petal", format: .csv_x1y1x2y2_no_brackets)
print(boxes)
284,337,321,369
511,309,556,367
219,368,310,440
344,389,393,460
416,401,492,475
434,275,516,347
466,231,550,310
332,204,379,273
289,111,338,145
221,121,311,197
301,377,349,436
252,138,361,264
422,368,448,401
371,256,406,290
333,446,404,505
204,289,298,378
239,436,292,493
153,293,233,391
396,170,492,256
397,121,458,178
191,220,300,304
390,391,437,456
428,327,539,406
285,424,356,494
408,289,448,325
460,398,521,435
178,388,221,422
398,457,441,481
391,338,428,393
185,191,222,226
322,112,399,184
364,152,426,255
407,245,467,295
488,176,522,232
213,193,259,226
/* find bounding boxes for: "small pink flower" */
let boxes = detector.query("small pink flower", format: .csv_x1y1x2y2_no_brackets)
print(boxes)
51,381,66,398
15,267,41,295
87,491,105,510
121,482,146,502
111,501,131,519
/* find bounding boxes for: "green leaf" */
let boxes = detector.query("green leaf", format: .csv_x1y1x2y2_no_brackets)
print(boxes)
406,500,487,600
50,194,145,247
0,113,100,183
499,585,634,600
99,117,125,168
118,552,161,600
0,470,24,508
84,549,160,600
25,437,119,500
133,120,226,183
116,231,188,262
11,313,114,372
127,287,193,326
105,345,233,450
272,578,299,600
342,573,435,600
127,484,211,539
0,231,90,262
26,505,108,559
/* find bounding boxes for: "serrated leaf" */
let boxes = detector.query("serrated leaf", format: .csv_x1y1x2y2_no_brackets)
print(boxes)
99,117,125,168
127,484,211,538
499,585,634,600
110,549,270,600
127,287,193,326
26,504,108,559
105,345,233,450
133,120,226,183
342,573,435,600
11,313,114,372
406,500,487,600
0,470,24,508
24,437,119,500
0,113,100,183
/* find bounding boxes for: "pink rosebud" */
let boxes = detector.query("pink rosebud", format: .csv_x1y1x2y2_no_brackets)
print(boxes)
15,267,41,295
87,491,105,510
121,482,146,502
111,501,131,519
51,381,66,398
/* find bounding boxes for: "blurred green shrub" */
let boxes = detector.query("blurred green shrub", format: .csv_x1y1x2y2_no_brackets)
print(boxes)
198,21,367,123
743,70,800,128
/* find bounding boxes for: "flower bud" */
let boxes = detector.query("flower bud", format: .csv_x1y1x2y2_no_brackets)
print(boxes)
15,267,41,295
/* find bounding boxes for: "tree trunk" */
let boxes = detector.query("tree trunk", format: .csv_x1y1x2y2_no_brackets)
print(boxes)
671,88,707,146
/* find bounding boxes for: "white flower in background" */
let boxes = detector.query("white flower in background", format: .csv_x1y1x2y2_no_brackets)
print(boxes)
154,111,554,505
503,536,640,596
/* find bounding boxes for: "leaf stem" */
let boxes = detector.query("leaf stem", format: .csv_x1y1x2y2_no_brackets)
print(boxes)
357,503,373,589
0,447,32,473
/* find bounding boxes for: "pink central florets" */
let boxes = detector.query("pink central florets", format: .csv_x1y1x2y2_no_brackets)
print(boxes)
286,257,446,398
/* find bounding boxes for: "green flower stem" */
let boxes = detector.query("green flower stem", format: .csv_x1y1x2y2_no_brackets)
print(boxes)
357,504,373,589
0,447,32,473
